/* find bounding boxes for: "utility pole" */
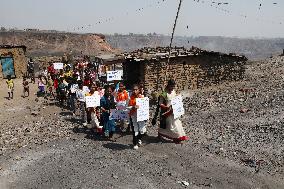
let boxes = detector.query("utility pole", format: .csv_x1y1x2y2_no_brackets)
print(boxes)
165,0,183,82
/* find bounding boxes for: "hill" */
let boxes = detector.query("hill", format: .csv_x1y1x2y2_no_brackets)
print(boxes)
0,31,118,57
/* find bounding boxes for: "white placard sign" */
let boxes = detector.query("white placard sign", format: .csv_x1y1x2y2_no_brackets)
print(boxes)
136,97,150,122
53,63,64,70
107,70,123,81
109,109,129,120
85,95,100,108
70,84,79,93
83,86,90,93
171,95,185,119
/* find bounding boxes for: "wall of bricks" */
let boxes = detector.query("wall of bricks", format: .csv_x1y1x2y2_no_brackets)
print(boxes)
124,53,246,96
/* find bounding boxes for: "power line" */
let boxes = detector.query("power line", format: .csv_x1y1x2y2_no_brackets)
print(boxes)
72,0,168,32
192,0,283,25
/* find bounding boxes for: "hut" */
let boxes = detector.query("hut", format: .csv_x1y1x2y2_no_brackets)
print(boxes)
123,46,247,96
0,45,27,79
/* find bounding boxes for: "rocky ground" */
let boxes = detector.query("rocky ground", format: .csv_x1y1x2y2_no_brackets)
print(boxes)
0,56,284,188
184,55,284,175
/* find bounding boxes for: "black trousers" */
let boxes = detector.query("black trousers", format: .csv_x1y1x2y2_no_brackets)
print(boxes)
86,108,92,124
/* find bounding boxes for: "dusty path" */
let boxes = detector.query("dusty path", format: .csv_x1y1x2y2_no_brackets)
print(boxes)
1,134,283,189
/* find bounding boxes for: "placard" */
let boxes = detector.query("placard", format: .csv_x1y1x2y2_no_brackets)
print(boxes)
109,109,129,120
70,84,78,93
116,101,127,110
171,95,185,119
107,70,123,81
53,63,64,70
83,86,90,93
85,95,100,108
136,97,150,122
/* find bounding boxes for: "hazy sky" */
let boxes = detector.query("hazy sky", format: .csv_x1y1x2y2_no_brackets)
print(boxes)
1,0,283,37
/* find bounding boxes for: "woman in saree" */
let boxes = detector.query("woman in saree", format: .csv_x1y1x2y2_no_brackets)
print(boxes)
158,79,188,143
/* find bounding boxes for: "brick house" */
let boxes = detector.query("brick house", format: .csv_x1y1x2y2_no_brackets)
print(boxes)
123,47,247,96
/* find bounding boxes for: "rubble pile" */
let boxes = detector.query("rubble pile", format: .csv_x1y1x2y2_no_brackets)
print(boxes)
182,55,284,174
0,98,77,155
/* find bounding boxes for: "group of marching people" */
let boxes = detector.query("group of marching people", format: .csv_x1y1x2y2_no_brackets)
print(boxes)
25,60,189,149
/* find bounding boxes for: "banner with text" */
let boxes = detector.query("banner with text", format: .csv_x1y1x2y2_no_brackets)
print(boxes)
85,95,100,108
107,70,123,82
53,62,64,70
109,109,129,120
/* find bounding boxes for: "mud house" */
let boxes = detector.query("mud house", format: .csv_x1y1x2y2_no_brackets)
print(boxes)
0,45,27,79
90,54,124,83
123,47,247,95
93,54,124,72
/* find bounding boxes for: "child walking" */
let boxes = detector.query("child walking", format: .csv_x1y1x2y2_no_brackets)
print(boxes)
38,75,45,94
47,76,55,99
58,78,67,106
85,84,99,124
22,77,29,97
6,75,14,100
115,82,129,133
100,85,116,141
128,84,147,150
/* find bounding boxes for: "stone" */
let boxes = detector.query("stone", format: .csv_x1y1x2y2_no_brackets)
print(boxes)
181,181,190,186
31,111,40,116
240,108,250,113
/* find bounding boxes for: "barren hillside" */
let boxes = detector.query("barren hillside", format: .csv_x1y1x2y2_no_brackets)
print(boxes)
0,31,118,56
1,31,283,60
105,34,284,60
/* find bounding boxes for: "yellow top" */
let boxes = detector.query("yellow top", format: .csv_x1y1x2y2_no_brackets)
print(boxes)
64,71,72,78
6,79,14,89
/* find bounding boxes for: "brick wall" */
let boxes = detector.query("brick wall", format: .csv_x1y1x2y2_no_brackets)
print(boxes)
124,53,246,97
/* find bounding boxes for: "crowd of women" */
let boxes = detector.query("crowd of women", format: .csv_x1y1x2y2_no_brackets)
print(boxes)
26,59,189,149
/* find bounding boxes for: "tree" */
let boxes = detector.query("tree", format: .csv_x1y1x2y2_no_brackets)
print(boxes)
0,27,7,32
